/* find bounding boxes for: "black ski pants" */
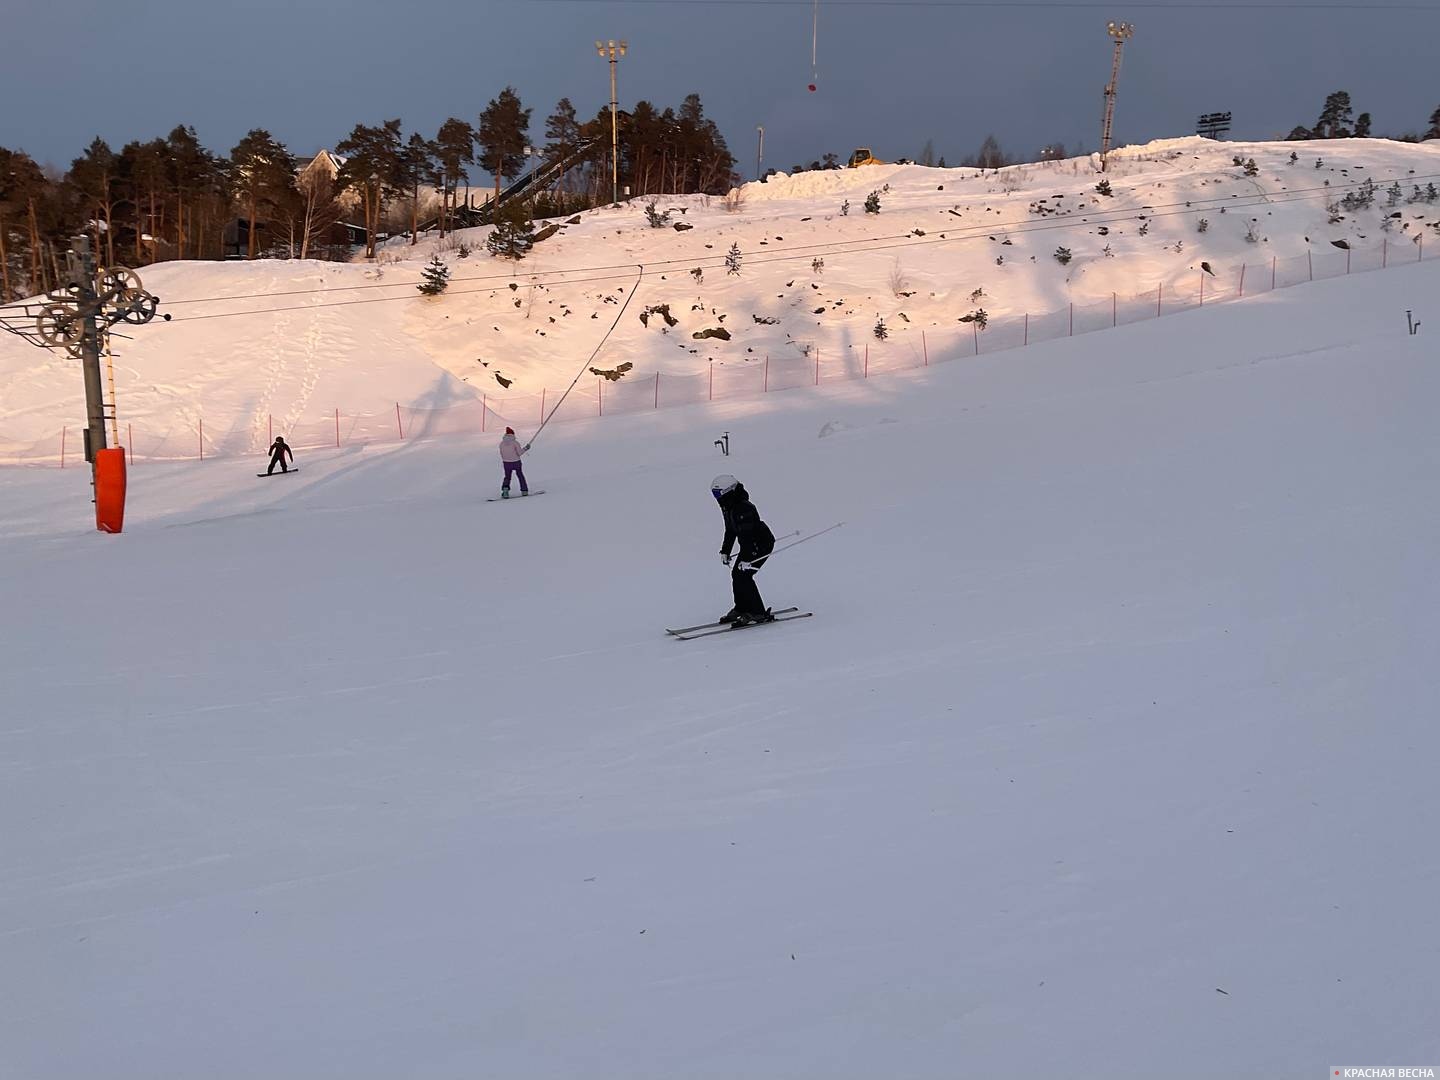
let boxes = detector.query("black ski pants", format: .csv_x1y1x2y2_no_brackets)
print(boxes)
266,450,290,475
730,555,768,616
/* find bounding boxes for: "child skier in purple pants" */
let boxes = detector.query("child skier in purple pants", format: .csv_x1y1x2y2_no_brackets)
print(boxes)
499,427,531,498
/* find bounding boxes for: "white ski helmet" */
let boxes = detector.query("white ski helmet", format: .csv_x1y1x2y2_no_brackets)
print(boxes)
710,474,738,499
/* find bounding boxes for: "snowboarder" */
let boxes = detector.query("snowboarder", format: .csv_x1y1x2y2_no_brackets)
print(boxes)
712,474,776,626
265,436,293,475
499,427,531,498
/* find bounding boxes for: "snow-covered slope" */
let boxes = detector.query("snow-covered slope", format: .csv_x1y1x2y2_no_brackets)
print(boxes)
2,252,1437,1077
3,137,1438,461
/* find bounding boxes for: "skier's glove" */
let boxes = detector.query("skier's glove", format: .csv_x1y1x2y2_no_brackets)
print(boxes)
523,443,531,451
720,553,731,566
735,560,753,572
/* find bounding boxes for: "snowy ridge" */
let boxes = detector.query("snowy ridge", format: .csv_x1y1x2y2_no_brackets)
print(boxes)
2,137,1438,463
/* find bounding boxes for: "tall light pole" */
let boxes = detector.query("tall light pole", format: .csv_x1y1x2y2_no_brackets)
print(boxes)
596,39,627,204
1099,20,1134,173
756,126,765,181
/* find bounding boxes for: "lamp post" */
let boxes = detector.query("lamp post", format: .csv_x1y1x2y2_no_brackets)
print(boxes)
1099,20,1134,173
596,39,627,204
756,126,765,181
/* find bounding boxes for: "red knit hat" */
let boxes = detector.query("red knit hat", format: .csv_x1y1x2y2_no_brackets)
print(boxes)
505,427,515,435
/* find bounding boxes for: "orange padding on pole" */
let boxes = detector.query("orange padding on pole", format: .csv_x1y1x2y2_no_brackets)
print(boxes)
95,447,127,534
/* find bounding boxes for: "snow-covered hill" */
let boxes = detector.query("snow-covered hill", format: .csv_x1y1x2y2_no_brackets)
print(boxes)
2,242,1438,1076
2,137,1438,462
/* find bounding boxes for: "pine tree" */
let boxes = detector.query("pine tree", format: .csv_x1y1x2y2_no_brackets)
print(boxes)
486,198,535,259
398,132,439,244
543,98,583,194
417,253,450,295
1095,179,1113,196
68,137,119,265
1354,112,1372,138
477,87,532,205
725,242,742,275
337,120,404,259
230,129,295,259
1054,246,1072,265
1427,106,1440,141
434,118,475,237
864,190,881,214
1243,158,1259,177
1315,91,1354,139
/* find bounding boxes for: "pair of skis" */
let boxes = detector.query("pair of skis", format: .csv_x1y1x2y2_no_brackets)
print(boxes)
667,607,813,641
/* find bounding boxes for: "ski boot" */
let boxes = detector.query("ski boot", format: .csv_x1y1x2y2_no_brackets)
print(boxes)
520,490,529,497
719,606,741,624
731,609,773,628
500,488,510,499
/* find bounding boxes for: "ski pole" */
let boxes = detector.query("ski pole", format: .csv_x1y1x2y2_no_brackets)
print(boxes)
771,521,844,557
724,530,799,566
733,523,844,568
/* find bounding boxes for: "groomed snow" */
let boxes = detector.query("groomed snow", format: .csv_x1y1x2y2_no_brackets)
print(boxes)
2,253,1438,1077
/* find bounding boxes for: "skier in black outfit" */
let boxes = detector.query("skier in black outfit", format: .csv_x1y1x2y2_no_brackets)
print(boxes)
712,474,776,626
266,436,293,475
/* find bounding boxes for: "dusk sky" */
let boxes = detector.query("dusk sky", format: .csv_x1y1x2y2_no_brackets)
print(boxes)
3,0,1437,179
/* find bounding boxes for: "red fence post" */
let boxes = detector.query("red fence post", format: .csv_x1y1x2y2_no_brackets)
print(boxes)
60,426,66,468
1199,272,1205,307
1271,256,1277,290
1112,293,1117,327
972,320,979,355
1308,251,1313,281
1239,264,1246,298
395,403,404,439
864,345,869,378
1069,302,1074,336
539,388,545,427
1382,238,1388,269
815,347,820,385
1420,235,1424,263
922,331,928,367
709,364,713,401
1157,283,1163,317
198,418,204,461
1346,248,1351,274
335,408,340,447
598,378,603,416
764,354,769,393
1023,313,1029,346
654,372,660,409
482,395,487,433
127,423,133,466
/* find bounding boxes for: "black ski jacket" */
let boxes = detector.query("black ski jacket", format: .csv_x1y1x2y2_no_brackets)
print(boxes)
268,439,292,463
718,483,775,561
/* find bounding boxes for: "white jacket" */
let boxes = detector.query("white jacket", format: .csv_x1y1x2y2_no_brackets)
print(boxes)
499,434,526,462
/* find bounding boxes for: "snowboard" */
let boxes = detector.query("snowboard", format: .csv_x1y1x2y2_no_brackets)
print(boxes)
257,468,299,477
668,608,812,641
485,490,546,502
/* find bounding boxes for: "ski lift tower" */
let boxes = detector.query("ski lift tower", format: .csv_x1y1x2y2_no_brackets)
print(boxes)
1099,20,1135,173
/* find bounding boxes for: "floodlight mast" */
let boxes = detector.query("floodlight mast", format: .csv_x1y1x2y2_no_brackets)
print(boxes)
1099,21,1134,173
596,39,628,204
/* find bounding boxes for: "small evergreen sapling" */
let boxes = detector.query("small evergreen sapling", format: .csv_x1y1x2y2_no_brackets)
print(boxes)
418,254,451,296
1095,178,1113,197
1054,246,1073,265
840,200,850,216
1243,158,1259,177
725,242,743,275
864,190,882,214
873,317,888,340
487,201,536,259
1197,218,1210,233
645,201,673,228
